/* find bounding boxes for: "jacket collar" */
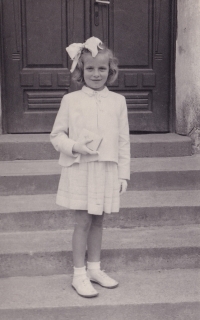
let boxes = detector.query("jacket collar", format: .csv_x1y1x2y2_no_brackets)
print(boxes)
82,85,109,98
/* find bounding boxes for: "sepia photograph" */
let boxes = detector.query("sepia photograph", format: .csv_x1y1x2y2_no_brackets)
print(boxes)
0,0,200,319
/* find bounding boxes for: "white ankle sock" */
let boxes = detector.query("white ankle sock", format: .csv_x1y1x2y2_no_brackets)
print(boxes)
73,266,86,277
87,261,100,270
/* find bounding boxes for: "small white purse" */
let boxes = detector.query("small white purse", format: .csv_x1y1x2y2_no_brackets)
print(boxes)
77,128,103,151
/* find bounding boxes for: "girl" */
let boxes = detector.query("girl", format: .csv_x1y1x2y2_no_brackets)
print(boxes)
50,37,130,298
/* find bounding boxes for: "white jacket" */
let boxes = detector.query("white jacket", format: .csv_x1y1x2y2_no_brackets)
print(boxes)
50,86,130,180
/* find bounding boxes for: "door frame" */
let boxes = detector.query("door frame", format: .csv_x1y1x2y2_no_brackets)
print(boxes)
0,0,6,134
0,0,177,134
169,0,177,133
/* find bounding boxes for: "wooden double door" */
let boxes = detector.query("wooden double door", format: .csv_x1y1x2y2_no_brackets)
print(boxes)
2,0,172,133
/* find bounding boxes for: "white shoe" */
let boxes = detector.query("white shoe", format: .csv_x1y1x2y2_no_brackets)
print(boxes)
87,269,119,288
72,275,99,298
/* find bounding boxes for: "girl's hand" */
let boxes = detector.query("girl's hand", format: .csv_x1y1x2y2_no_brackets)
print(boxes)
72,139,99,155
119,179,128,195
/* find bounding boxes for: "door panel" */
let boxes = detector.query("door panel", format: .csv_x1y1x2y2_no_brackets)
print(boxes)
108,0,170,131
113,0,149,67
2,0,171,133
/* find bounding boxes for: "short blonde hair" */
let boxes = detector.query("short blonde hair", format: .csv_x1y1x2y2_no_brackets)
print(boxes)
72,44,119,85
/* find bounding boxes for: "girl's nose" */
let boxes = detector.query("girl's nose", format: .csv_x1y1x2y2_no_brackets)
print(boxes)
93,69,100,77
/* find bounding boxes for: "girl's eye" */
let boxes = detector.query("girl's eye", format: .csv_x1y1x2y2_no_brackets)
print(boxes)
86,67,93,71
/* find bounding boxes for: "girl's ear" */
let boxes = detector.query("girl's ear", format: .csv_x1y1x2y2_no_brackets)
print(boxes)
109,69,113,75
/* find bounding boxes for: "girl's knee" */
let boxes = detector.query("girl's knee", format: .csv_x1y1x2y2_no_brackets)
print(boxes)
91,214,104,228
74,210,92,232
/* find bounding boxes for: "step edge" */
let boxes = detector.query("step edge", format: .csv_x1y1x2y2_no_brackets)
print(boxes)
1,190,200,214
0,269,199,310
0,224,199,254
1,155,200,176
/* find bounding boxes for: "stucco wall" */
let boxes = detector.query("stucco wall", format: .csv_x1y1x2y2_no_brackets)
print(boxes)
176,0,200,141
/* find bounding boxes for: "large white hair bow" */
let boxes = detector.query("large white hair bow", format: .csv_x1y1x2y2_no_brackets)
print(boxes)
66,36,103,73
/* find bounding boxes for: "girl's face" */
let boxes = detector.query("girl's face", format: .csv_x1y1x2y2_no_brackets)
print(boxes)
83,52,109,91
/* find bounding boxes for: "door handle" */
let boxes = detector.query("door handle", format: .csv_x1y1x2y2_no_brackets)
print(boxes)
95,0,110,4
94,3,99,26
94,0,110,26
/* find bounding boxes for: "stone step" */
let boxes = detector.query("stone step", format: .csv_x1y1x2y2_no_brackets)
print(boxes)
0,225,199,277
1,155,200,195
1,191,200,232
0,133,192,160
0,269,199,320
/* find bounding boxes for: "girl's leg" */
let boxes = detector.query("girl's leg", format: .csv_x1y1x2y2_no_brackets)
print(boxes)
72,210,92,268
87,214,104,262
87,213,119,289
72,210,98,298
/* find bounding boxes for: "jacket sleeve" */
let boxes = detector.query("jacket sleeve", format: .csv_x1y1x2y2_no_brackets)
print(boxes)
118,96,130,180
50,95,77,157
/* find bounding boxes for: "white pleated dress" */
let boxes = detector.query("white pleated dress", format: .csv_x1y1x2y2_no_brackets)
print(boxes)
56,161,120,215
